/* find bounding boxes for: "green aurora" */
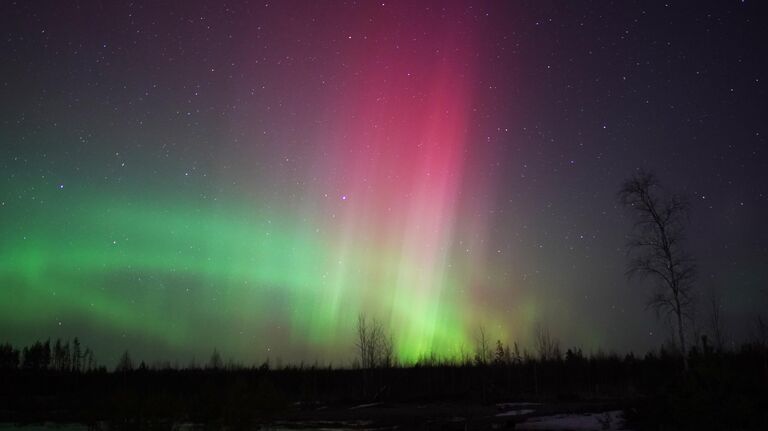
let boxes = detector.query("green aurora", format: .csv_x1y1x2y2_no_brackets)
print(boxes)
1,183,510,363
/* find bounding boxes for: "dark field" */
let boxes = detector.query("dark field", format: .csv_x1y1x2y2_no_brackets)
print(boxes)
2,343,767,430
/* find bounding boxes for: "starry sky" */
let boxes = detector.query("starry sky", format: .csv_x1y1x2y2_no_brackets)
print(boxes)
1,0,766,365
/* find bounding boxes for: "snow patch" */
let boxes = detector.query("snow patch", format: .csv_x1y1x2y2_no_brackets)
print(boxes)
497,408,535,417
349,402,383,410
516,410,627,430
497,401,541,409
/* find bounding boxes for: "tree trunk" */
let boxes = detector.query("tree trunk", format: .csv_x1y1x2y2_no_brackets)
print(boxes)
676,300,688,371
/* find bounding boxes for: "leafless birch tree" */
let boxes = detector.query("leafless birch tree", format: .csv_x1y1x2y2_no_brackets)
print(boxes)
619,171,696,367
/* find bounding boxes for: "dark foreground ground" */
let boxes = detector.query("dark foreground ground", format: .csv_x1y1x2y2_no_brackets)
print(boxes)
1,345,767,430
0,400,630,430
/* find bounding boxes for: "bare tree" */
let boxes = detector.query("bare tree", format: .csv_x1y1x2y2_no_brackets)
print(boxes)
355,313,393,368
366,317,383,368
534,323,561,361
356,313,370,368
380,334,395,368
619,171,696,366
72,338,82,372
511,341,522,364
707,291,727,351
115,350,134,372
60,341,71,371
83,348,95,372
474,326,491,365
52,339,64,371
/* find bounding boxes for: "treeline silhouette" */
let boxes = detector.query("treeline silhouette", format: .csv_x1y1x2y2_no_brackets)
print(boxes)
1,338,96,372
1,335,767,430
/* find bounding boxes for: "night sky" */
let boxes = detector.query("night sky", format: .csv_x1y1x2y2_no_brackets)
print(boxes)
1,1,766,366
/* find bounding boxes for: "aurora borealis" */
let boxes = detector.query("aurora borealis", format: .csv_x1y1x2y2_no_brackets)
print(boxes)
2,1,767,365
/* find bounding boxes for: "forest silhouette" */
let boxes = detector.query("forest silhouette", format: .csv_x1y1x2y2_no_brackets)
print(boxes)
2,324,767,429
